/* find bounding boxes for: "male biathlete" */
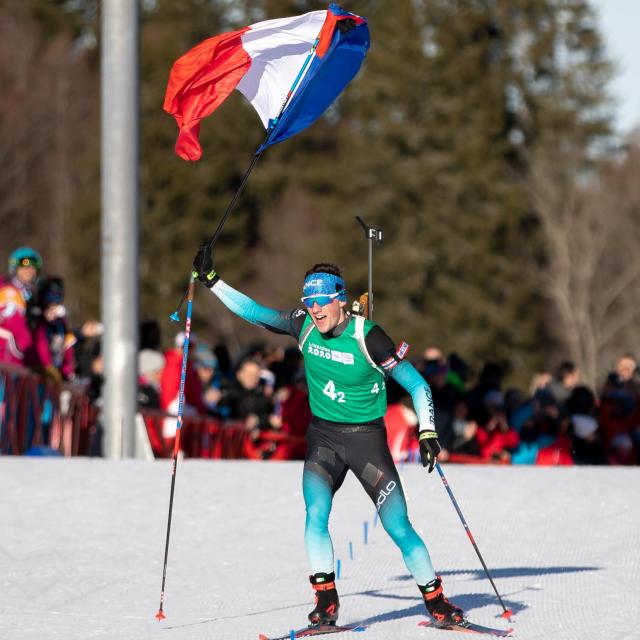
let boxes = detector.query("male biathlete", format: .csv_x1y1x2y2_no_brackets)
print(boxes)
193,247,464,626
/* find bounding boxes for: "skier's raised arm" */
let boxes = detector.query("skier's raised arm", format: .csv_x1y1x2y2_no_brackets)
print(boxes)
192,245,304,337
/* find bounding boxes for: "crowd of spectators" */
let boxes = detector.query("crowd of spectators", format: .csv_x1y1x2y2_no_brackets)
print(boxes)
387,348,640,467
1,246,639,465
142,329,311,458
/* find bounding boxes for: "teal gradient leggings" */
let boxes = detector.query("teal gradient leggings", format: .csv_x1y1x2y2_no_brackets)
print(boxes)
302,419,436,585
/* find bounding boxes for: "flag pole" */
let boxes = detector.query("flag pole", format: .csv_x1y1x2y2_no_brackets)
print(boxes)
171,35,321,321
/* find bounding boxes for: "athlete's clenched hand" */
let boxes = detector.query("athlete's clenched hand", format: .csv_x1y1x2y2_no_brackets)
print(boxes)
192,244,219,288
418,430,441,473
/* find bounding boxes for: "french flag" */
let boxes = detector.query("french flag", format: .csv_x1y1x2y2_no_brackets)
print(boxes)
164,4,369,161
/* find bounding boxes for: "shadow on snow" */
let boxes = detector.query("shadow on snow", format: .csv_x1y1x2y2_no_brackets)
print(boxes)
390,565,600,582
162,565,598,631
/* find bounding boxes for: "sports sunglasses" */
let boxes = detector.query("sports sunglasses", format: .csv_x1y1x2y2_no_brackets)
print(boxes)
300,290,345,308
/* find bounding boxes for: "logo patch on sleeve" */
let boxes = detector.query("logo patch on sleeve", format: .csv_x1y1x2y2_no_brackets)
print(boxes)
380,341,410,372
396,341,410,360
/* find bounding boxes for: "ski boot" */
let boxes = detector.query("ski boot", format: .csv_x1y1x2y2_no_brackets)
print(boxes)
308,572,340,625
419,577,464,625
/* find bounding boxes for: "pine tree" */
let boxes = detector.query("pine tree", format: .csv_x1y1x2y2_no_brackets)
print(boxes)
1,0,618,380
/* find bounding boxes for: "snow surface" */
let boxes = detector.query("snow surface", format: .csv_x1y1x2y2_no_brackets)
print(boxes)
1,459,639,640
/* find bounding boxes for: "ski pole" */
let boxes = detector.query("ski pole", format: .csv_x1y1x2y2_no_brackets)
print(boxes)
155,276,196,621
434,461,513,619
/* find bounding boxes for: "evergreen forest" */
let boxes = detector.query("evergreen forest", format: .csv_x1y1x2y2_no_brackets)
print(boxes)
2,0,640,387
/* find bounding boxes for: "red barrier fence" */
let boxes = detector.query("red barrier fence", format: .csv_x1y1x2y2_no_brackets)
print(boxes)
139,409,306,460
2,362,490,463
0,362,96,455
1,362,306,459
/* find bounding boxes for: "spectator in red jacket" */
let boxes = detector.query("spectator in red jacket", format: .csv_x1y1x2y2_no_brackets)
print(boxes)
160,331,205,440
475,390,520,462
138,348,166,457
384,378,419,463
274,370,312,460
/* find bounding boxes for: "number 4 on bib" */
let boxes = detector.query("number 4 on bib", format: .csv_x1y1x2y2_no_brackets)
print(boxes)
323,380,346,403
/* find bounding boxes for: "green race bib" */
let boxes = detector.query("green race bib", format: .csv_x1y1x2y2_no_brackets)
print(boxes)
300,315,387,423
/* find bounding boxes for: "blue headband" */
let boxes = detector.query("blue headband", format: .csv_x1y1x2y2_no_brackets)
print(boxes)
302,272,347,302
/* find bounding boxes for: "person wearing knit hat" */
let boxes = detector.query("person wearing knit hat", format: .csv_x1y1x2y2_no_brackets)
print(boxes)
0,247,42,365
138,349,166,411
139,349,165,380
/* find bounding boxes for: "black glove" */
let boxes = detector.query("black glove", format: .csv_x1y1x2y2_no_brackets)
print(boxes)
419,430,441,473
192,244,219,288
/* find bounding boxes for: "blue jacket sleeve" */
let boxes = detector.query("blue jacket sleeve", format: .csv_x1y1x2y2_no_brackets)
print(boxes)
207,279,301,336
388,360,436,433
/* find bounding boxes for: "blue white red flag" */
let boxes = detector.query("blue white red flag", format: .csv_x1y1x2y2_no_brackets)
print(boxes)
164,4,369,161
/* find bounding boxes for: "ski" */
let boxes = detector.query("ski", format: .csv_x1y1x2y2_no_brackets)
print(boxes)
419,619,513,637
259,622,366,640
